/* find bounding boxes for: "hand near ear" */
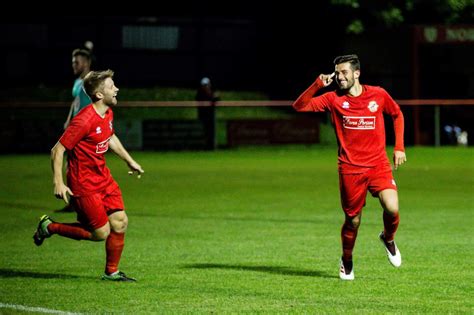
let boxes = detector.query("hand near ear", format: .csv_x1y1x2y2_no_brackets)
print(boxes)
319,72,335,87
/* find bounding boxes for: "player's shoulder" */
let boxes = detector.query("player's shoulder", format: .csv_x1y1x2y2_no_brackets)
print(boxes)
73,105,95,123
364,85,391,96
323,89,339,100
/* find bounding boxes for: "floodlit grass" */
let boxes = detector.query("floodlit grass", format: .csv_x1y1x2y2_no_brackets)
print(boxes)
0,146,472,313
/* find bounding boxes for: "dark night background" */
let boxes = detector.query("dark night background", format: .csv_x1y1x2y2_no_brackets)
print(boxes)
0,4,472,147
1,9,473,99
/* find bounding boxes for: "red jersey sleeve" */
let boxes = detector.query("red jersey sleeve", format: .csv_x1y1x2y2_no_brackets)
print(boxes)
59,113,91,150
292,77,332,112
381,88,405,152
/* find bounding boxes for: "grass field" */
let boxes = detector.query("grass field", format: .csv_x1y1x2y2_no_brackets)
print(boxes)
0,146,472,314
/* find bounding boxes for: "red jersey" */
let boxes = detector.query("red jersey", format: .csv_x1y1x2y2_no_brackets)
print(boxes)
293,78,404,173
59,104,115,196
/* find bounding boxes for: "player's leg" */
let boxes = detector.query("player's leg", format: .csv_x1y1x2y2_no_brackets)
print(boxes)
338,172,367,280
33,194,110,246
33,217,105,245
341,212,362,262
101,184,135,281
378,188,400,242
377,189,402,267
369,167,402,267
102,211,134,281
340,212,361,280
104,210,128,275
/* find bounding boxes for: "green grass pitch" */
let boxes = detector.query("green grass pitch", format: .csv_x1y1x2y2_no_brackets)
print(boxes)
0,146,472,313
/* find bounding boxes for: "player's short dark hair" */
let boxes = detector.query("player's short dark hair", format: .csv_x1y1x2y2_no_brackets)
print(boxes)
333,54,360,71
83,70,114,102
72,48,92,61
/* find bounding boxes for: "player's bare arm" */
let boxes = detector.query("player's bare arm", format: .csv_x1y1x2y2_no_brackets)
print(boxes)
109,134,144,177
393,150,407,170
64,104,74,129
50,141,74,203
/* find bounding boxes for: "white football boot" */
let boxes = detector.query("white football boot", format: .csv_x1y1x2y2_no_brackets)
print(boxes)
339,258,354,280
379,231,402,267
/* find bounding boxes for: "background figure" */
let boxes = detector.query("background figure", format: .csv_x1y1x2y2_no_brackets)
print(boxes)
64,45,93,129
195,77,219,150
58,45,94,213
443,124,468,146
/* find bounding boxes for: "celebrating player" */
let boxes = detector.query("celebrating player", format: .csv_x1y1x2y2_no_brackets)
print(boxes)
33,70,144,281
292,54,406,280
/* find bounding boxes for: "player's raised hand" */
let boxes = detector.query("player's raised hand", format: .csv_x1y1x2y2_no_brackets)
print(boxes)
393,150,407,170
54,183,74,204
319,72,335,87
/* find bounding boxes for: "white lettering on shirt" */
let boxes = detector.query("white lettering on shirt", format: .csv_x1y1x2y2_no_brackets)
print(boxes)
343,116,376,130
96,137,111,154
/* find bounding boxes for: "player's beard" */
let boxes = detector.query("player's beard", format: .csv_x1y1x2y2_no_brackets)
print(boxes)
337,76,355,91
104,94,117,106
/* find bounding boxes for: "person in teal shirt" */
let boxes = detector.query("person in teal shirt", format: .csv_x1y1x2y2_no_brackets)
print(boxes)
59,48,93,213
64,48,92,129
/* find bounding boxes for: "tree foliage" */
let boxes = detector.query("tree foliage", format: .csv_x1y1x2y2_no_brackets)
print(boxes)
330,0,474,34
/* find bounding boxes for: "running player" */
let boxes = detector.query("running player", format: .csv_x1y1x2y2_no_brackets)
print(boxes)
34,70,143,281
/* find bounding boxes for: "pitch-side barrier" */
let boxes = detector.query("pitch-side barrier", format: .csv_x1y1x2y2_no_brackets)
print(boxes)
1,99,473,147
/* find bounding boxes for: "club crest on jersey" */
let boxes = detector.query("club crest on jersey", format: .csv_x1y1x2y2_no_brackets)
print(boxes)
96,137,110,154
342,101,350,109
96,127,102,134
343,116,376,129
368,101,379,113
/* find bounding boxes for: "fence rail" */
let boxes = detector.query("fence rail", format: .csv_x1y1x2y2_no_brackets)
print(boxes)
1,99,473,147
1,99,474,108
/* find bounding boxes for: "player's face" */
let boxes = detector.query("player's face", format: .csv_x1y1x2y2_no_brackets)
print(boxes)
334,62,359,91
72,56,90,76
101,78,119,106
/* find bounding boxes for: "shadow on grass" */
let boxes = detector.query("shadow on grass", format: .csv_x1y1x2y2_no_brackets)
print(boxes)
0,268,96,280
183,263,337,279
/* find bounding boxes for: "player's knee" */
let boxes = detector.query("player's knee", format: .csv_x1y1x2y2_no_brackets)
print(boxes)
379,189,399,215
384,200,399,215
117,216,128,233
110,213,128,233
91,224,110,241
346,214,361,228
351,217,361,228
92,229,109,241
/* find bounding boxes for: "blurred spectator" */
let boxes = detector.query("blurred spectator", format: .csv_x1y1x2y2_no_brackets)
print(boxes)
63,44,93,129
195,77,219,149
58,44,93,213
196,77,220,103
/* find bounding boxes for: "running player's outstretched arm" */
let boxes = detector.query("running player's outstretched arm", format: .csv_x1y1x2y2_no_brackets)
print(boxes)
292,73,334,112
383,89,407,170
392,111,407,170
51,141,74,203
109,134,144,176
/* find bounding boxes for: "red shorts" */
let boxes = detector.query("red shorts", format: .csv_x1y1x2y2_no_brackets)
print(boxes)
339,167,397,217
71,181,125,230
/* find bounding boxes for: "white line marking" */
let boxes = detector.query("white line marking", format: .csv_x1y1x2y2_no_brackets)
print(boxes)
0,303,82,315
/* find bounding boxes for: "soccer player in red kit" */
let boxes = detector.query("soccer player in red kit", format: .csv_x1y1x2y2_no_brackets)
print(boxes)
292,55,407,280
33,70,144,282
